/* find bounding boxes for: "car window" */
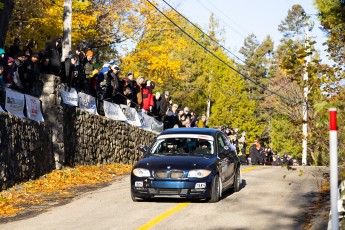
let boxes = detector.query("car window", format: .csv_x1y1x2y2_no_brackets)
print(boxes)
221,133,231,146
217,133,225,152
151,137,214,156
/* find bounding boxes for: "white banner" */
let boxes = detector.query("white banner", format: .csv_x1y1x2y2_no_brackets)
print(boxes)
151,118,164,133
78,92,97,114
103,101,127,121
5,89,25,118
60,87,78,106
25,94,44,122
139,111,154,131
120,105,142,127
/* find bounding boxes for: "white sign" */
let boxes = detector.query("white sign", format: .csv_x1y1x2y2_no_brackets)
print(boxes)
25,94,44,122
103,101,127,121
139,111,154,131
60,87,78,106
120,105,142,127
5,89,25,118
151,118,164,133
78,92,97,114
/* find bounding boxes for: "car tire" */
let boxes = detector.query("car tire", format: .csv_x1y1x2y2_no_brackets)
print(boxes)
131,190,139,202
209,175,220,203
233,167,241,192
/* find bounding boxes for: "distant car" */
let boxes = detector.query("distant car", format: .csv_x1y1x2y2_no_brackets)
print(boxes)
130,128,241,202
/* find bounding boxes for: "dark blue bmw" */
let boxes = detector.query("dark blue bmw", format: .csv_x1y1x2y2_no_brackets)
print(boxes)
131,128,241,202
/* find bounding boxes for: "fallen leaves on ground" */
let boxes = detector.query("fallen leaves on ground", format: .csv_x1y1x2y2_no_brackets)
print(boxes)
0,163,132,217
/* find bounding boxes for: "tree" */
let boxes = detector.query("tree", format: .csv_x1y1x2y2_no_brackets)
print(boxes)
0,0,14,47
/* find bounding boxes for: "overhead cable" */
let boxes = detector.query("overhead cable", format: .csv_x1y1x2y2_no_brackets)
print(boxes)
146,0,298,105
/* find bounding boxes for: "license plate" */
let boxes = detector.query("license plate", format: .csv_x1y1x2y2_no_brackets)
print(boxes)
195,183,206,189
135,181,143,187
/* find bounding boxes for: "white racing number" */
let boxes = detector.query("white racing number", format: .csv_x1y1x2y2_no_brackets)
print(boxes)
135,181,144,187
195,183,206,189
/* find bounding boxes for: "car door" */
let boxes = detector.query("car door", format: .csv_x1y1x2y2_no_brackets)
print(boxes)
216,132,232,188
221,133,236,181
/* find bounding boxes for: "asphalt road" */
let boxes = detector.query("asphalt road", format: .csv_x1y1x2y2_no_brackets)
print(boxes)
0,165,328,230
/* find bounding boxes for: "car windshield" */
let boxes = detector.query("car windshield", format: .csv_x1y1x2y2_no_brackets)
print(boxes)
150,136,214,156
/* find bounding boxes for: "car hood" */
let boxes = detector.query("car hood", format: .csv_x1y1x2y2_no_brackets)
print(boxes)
134,155,217,170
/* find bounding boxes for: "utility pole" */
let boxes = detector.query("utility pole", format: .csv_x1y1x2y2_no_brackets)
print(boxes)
62,0,72,62
302,24,311,166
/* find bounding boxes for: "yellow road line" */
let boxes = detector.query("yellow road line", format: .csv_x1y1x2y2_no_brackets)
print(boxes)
136,202,190,230
137,166,258,230
241,166,258,173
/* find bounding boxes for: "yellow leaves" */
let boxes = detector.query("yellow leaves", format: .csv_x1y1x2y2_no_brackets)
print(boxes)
0,163,132,217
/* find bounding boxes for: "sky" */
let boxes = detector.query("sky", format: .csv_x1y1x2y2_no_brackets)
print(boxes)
163,0,329,63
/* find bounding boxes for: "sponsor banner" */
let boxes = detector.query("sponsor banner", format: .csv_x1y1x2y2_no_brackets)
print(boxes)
139,111,154,131
5,89,25,118
151,118,164,133
60,87,78,106
120,105,142,127
78,92,97,114
25,94,44,122
103,101,127,121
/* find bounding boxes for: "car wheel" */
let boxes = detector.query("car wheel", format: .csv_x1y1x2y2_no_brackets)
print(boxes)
233,167,241,192
131,190,139,202
209,175,220,203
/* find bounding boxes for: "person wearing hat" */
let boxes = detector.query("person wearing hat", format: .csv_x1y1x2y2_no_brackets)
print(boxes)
83,49,94,93
109,64,122,104
3,56,23,91
23,53,41,94
142,80,155,113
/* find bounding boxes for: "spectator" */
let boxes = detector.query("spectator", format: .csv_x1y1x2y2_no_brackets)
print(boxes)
142,80,155,113
165,103,179,129
160,91,170,118
153,92,163,120
0,48,6,66
41,55,52,74
83,50,94,94
46,37,62,75
3,56,23,91
197,114,207,128
238,132,248,164
109,65,122,104
22,53,41,95
180,106,191,127
9,38,21,58
249,139,263,165
134,76,145,108
272,154,281,166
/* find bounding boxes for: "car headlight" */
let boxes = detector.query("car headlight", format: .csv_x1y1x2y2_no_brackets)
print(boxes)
132,168,150,177
188,169,211,178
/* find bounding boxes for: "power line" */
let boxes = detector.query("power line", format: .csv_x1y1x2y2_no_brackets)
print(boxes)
161,0,300,100
145,0,299,105
161,0,246,64
205,0,251,36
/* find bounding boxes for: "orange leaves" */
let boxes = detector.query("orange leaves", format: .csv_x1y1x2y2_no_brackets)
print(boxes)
0,163,132,217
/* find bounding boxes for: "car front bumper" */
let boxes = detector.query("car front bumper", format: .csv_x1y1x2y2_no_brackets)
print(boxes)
131,177,213,198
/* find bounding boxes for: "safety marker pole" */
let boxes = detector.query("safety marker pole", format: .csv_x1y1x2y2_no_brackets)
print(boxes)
329,108,338,230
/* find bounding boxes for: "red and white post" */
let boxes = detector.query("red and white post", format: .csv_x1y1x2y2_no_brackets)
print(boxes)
329,108,338,230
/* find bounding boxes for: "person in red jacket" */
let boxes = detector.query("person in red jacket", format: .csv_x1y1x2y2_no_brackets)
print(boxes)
142,80,155,113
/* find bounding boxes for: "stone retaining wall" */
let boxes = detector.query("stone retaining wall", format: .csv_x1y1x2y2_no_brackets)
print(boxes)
63,106,157,166
0,114,54,190
0,74,158,191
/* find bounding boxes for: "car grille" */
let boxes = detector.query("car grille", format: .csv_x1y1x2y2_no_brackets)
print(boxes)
154,170,167,178
170,171,184,179
153,170,185,179
148,188,189,195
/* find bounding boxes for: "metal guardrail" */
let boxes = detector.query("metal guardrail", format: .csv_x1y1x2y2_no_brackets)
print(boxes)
328,180,345,230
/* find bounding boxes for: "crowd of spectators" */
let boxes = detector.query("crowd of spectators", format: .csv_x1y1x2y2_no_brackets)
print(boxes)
0,37,299,165
0,37,210,130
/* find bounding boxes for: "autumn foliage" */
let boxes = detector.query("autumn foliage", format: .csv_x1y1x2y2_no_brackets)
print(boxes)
0,164,132,217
